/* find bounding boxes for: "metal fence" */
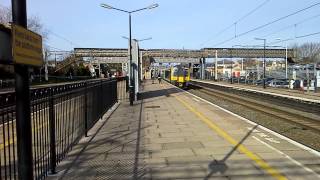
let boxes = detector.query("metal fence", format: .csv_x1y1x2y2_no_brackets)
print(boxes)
0,76,95,90
0,78,119,179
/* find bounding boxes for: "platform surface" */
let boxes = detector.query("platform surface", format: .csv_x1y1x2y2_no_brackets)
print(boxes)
49,80,320,180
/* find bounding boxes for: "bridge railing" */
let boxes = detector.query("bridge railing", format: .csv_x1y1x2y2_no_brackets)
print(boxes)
0,78,120,179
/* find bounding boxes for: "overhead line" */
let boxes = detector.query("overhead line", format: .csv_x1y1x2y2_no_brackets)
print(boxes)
263,13,320,38
45,44,70,52
47,30,83,48
268,31,320,45
244,12,320,45
237,2,320,37
199,24,234,47
235,0,270,23
297,31,320,38
199,0,271,47
213,1,320,47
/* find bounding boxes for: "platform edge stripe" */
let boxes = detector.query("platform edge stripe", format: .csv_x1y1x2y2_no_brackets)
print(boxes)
174,95,288,180
0,107,50,150
191,79,320,104
168,82,320,157
253,136,320,178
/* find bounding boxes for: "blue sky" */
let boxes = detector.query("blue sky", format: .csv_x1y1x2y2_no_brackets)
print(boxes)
1,0,320,51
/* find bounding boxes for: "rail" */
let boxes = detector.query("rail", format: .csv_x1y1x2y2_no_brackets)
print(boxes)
0,78,120,179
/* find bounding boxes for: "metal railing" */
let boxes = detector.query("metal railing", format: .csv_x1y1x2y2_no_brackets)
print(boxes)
0,78,120,179
0,76,95,90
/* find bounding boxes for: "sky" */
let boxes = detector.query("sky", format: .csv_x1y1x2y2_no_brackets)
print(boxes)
1,0,320,51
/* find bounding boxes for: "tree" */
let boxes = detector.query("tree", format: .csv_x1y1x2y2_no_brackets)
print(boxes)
1,6,50,80
0,6,48,40
76,63,91,76
293,42,320,64
0,7,11,24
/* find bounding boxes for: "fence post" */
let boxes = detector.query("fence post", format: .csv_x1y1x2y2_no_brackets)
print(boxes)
115,79,118,103
84,82,88,137
112,79,115,104
126,76,129,92
49,88,57,174
100,80,103,119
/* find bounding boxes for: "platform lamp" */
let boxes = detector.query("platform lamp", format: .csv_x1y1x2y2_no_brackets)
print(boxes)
122,36,152,42
275,38,288,80
101,3,159,105
254,38,267,89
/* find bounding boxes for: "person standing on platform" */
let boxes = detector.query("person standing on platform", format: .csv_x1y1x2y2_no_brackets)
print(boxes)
151,69,155,84
158,73,162,84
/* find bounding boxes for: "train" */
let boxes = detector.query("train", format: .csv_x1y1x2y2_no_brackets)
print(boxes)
164,65,191,88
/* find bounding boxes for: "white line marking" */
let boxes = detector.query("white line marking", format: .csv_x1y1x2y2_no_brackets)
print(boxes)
193,98,200,102
165,82,320,157
253,136,320,178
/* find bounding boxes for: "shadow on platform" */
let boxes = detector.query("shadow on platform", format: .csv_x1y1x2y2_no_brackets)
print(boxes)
204,125,258,179
138,87,180,100
54,99,146,180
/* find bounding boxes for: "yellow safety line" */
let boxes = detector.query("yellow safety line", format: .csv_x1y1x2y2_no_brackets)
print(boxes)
0,113,49,151
174,95,287,180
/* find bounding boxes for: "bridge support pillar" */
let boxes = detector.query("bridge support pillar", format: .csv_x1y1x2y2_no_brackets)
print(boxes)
139,51,143,82
200,57,206,80
215,50,218,81
132,40,139,101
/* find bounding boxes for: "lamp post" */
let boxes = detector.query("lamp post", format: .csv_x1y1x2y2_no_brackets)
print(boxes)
275,38,288,79
101,3,158,105
255,38,267,89
230,48,233,84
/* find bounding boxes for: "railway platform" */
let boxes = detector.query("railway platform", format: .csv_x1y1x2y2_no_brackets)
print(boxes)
191,79,320,104
49,80,320,179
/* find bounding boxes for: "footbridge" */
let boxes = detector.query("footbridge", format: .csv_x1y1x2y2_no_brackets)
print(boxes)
73,47,295,84
74,47,295,60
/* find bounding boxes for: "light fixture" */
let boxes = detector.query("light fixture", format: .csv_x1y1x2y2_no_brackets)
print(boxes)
100,3,113,9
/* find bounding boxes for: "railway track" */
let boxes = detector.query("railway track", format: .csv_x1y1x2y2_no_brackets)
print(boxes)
189,83,320,134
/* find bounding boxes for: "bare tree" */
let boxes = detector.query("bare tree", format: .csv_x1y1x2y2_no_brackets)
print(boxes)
1,6,50,80
0,6,48,41
293,42,320,64
0,7,12,24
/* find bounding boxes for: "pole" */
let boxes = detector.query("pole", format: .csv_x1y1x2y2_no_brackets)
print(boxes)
54,53,57,68
263,39,266,89
49,92,56,174
215,50,218,81
139,50,143,82
241,58,243,72
230,49,233,84
84,82,88,137
129,13,134,105
307,64,310,92
11,0,34,179
201,58,205,80
314,63,317,93
45,52,48,81
285,44,288,79
39,67,42,83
